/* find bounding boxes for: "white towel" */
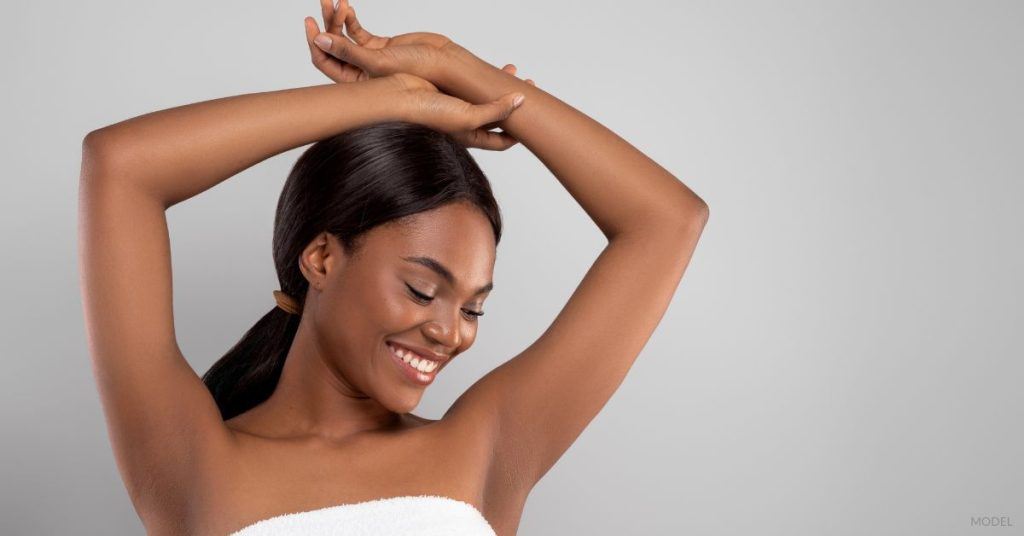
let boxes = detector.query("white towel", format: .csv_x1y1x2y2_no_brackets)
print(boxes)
229,495,497,536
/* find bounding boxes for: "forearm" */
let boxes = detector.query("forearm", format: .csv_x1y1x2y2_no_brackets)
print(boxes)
440,46,708,239
82,79,402,208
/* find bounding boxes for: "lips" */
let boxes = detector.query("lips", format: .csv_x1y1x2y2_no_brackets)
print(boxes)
386,341,440,386
385,340,451,363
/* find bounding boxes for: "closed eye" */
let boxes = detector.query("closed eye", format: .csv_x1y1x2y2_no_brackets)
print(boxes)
406,283,433,302
406,283,485,319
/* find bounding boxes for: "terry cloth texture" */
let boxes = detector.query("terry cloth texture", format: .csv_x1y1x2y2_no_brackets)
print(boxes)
229,495,497,536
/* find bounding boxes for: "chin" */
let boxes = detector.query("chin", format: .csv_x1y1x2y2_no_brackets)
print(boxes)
384,393,421,415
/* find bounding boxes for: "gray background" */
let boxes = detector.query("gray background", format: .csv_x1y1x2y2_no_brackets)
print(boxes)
1,0,1021,534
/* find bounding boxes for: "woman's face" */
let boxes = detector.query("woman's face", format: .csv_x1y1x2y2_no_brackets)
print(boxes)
303,201,497,413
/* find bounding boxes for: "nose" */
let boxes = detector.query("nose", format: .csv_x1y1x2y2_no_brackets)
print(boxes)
423,317,461,350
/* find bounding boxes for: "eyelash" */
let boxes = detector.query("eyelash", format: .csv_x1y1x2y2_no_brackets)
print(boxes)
406,284,485,320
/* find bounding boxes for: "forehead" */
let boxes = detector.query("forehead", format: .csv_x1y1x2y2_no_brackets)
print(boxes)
365,203,496,281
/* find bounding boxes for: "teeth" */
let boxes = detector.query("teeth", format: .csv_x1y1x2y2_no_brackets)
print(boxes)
389,343,439,375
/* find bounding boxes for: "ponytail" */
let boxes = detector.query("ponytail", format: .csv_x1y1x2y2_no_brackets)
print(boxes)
202,301,302,420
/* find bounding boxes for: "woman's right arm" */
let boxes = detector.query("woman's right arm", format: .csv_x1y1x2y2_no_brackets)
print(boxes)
83,79,403,208
78,79,403,525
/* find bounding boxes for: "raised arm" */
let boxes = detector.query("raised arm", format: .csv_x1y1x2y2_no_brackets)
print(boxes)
79,68,529,524
440,44,709,234
435,47,710,491
83,80,399,208
309,14,708,499
78,79,405,522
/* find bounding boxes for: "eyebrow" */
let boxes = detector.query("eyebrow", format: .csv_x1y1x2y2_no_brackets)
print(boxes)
402,256,493,296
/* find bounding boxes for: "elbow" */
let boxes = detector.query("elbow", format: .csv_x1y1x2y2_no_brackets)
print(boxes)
81,128,173,209
691,197,710,227
676,200,709,237
666,194,709,230
635,197,707,241
81,127,127,183
663,179,709,228
81,129,111,178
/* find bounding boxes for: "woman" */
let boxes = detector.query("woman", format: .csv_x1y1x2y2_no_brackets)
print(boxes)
78,1,709,534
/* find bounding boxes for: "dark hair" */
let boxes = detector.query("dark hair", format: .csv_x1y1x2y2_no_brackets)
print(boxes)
202,121,503,421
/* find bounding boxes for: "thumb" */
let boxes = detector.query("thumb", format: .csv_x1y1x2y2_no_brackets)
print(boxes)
313,32,384,73
469,92,526,128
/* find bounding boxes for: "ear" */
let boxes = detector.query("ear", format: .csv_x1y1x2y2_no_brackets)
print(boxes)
298,232,346,289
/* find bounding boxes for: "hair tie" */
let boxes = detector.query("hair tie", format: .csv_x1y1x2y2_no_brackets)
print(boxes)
273,290,301,315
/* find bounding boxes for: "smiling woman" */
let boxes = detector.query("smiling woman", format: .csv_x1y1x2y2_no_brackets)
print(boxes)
77,0,706,534
202,120,503,421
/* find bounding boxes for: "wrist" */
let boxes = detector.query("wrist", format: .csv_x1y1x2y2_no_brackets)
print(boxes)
438,42,526,105
356,77,413,124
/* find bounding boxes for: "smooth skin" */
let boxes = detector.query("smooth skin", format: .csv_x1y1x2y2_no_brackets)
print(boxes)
78,3,708,535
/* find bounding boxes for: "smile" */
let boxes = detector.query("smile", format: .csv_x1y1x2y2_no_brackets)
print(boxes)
386,341,441,385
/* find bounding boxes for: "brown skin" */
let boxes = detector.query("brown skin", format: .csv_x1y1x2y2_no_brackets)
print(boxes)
305,0,537,87
304,0,537,148
78,3,708,534
227,201,497,442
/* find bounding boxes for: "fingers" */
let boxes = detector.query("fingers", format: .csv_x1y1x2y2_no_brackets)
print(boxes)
344,5,378,45
306,17,362,82
502,63,537,87
319,0,338,34
456,128,521,151
467,92,526,132
305,17,344,82
313,31,383,74
328,0,347,35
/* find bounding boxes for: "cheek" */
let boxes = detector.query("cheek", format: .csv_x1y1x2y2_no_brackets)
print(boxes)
334,275,398,324
313,283,382,357
458,324,478,349
376,292,421,327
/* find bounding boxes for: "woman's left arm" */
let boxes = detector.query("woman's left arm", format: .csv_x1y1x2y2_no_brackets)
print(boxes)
438,47,710,492
440,44,708,236
310,17,707,234
312,14,709,494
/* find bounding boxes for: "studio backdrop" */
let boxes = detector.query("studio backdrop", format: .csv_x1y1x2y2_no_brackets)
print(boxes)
1,1,1021,534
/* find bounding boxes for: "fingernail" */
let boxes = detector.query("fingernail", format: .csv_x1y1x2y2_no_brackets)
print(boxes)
513,94,525,108
314,34,332,49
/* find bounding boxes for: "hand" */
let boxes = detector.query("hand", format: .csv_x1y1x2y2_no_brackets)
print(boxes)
381,72,527,151
303,0,536,87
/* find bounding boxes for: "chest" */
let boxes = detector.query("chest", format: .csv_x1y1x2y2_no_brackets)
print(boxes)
181,424,523,535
